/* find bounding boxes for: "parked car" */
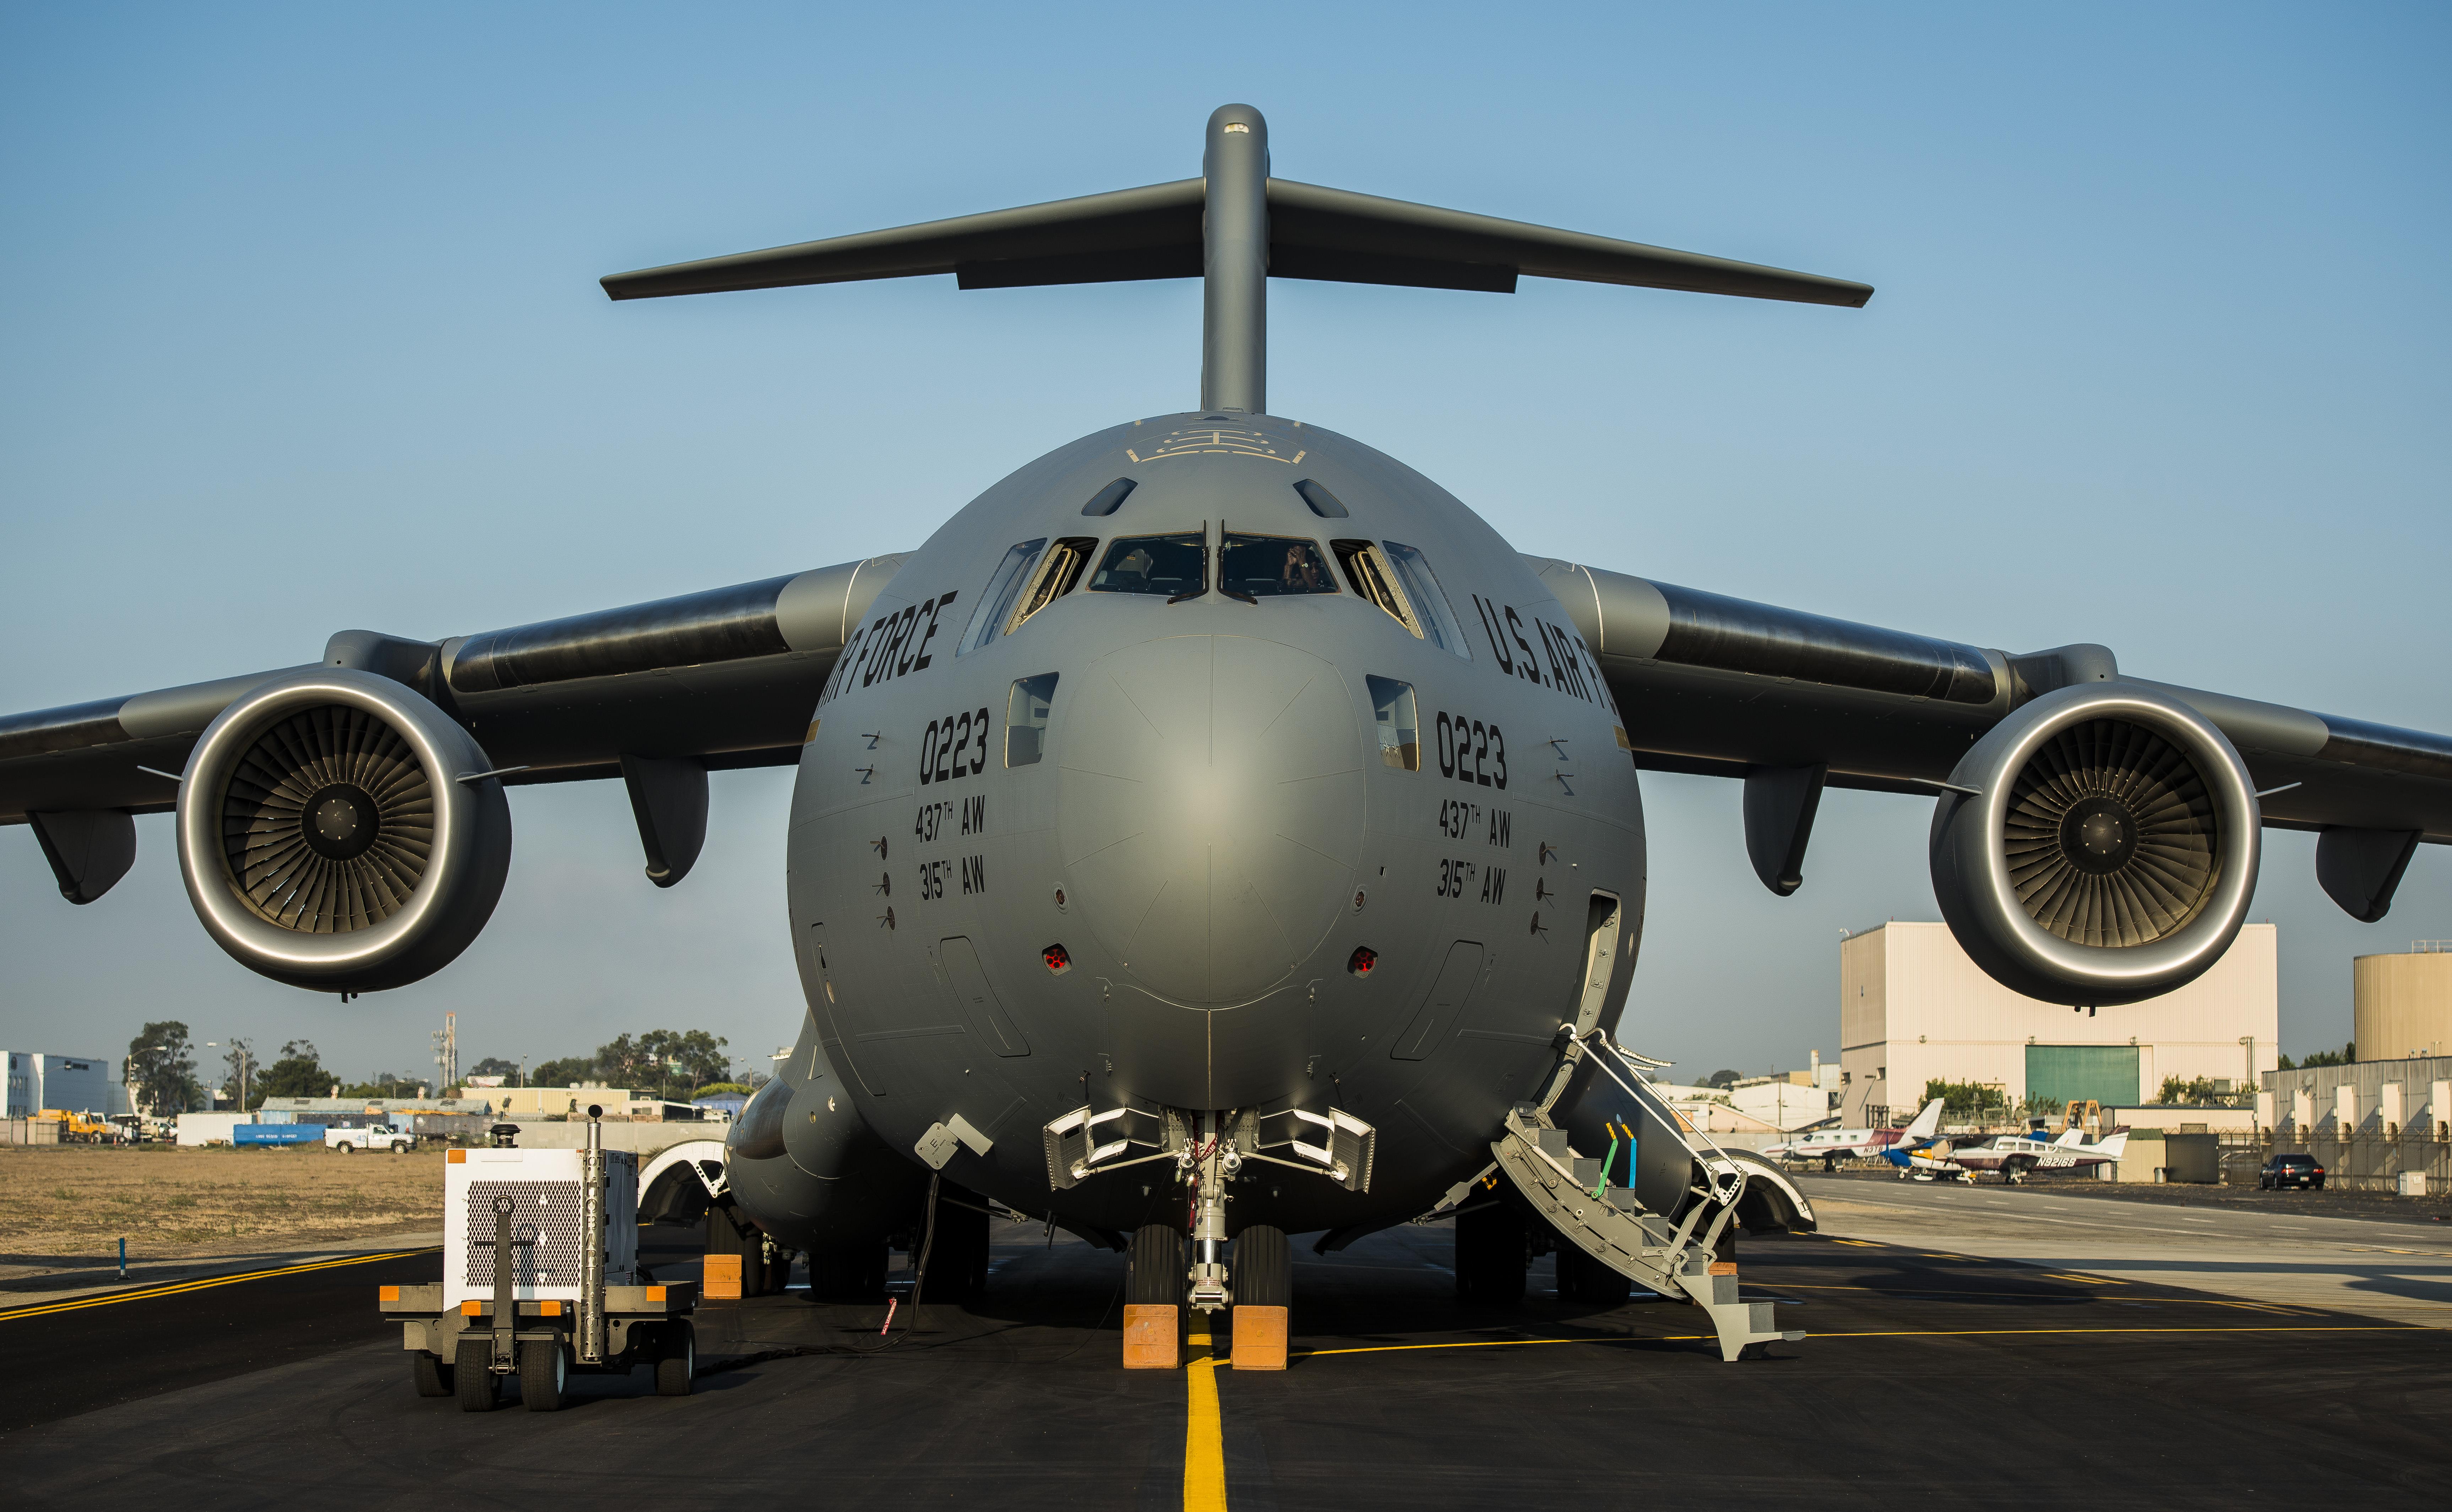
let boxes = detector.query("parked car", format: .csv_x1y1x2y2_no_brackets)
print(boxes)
2260,1153,2326,1190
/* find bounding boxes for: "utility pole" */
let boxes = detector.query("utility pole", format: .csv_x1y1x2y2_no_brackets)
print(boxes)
431,1012,457,1096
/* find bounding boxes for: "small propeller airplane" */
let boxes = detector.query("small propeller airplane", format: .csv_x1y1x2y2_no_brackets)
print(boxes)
1884,1119,2130,1183
1764,1098,1945,1170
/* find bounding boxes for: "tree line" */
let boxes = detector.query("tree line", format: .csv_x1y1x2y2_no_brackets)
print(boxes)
123,1022,755,1114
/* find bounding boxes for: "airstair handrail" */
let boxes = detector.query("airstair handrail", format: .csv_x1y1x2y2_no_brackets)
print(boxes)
1577,1029,1749,1210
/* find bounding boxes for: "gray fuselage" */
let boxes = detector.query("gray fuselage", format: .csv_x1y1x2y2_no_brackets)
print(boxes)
757,411,1644,1241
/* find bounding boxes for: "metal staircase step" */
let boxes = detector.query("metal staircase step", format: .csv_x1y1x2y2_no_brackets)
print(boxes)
1492,1079,1796,1364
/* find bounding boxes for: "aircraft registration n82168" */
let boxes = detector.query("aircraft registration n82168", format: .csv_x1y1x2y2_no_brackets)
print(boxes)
6,105,2448,1366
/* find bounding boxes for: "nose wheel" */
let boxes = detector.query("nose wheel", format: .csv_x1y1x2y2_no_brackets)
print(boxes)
1124,1224,1186,1369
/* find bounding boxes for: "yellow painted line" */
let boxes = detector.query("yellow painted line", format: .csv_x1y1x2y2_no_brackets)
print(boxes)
1291,1323,2423,1360
0,1249,433,1323
1183,1339,1227,1512
2043,1273,2126,1286
1824,1238,1881,1247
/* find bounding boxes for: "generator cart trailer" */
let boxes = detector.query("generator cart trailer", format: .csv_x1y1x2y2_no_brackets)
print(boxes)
380,1109,700,1411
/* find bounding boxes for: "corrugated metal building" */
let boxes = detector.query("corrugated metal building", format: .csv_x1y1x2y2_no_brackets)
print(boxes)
2260,1054,2452,1136
1839,922,2277,1126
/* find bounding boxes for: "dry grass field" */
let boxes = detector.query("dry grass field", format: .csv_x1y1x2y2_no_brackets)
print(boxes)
0,1144,446,1267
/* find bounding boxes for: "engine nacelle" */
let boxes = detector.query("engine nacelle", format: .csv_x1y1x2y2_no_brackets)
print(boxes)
1929,682,2260,1006
174,667,511,993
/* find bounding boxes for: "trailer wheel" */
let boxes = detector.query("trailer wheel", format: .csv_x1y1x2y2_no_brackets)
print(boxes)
411,1350,455,1397
655,1321,695,1397
519,1339,568,1412
454,1341,498,1412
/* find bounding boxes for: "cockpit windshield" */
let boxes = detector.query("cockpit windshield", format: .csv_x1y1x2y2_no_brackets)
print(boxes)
1378,541,1469,659
1220,533,1337,598
1332,539,1472,660
957,538,1046,656
1088,533,1207,597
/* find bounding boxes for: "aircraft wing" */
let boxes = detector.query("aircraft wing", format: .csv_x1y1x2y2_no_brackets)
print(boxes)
0,556,909,897
1530,556,2452,925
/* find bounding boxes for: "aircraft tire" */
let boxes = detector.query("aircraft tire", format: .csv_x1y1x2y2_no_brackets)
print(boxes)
1554,1243,1631,1305
1128,1224,1186,1307
1234,1226,1291,1306
1453,1202,1526,1304
918,1189,990,1305
808,1241,889,1301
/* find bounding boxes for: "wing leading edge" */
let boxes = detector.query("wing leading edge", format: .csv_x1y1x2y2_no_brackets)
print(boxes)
1531,556,2452,915
0,556,909,899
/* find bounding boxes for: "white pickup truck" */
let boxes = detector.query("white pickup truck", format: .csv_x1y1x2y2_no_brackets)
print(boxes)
326,1124,419,1154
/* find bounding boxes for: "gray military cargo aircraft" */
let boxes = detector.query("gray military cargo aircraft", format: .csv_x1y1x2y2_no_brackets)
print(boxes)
6,106,2447,1366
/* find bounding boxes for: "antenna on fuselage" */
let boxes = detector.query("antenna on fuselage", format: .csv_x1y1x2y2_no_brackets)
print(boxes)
599,105,1872,414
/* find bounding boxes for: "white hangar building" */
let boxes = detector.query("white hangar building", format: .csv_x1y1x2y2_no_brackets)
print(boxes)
1839,921,2277,1126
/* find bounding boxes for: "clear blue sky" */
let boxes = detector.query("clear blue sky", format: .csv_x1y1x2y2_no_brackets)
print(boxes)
3,2,2445,1086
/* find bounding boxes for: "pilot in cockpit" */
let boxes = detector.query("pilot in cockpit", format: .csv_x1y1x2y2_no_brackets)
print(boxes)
1280,543,1323,594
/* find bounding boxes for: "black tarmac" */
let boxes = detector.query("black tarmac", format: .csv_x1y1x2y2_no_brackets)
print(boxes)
4,1210,2445,1507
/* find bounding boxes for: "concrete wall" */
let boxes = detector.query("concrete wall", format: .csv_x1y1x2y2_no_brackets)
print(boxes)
2354,951,2452,1061
1841,922,2278,1125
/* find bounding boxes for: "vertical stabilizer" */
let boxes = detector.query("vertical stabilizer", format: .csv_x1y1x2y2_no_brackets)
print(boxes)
1201,105,1270,414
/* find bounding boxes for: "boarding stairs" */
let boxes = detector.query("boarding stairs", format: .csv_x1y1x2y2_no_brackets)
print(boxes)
1488,1033,1805,1362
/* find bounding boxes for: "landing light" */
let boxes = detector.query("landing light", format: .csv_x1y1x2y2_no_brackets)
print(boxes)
1347,946,1377,977
1043,944,1072,974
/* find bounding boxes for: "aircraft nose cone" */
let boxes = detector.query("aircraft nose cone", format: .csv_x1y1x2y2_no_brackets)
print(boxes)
1058,634,1364,1005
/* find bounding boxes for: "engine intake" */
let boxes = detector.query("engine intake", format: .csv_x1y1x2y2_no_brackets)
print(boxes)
175,668,511,992
1929,682,2258,1006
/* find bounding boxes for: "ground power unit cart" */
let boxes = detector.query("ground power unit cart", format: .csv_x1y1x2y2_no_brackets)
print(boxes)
380,1111,700,1411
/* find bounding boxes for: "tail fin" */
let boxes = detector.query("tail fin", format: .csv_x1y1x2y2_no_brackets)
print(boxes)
1904,1098,1946,1139
600,105,1871,417
2096,1131,2128,1158
2054,1127,2085,1147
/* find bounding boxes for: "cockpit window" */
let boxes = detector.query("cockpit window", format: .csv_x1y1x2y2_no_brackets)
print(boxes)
957,539,1046,656
1220,533,1337,598
1006,673,1058,766
1088,533,1206,598
1373,541,1461,661
1366,676,1420,770
1007,536,1097,633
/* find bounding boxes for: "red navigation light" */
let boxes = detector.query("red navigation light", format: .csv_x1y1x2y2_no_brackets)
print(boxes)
1347,946,1377,977
1043,944,1071,974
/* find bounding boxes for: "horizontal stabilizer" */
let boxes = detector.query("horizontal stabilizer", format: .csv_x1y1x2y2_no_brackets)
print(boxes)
602,178,1872,308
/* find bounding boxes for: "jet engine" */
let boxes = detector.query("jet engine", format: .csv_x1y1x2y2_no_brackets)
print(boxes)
1929,682,2259,1006
174,667,511,992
